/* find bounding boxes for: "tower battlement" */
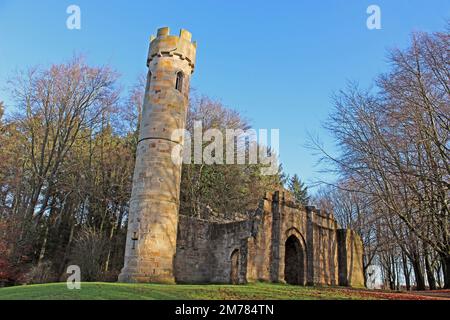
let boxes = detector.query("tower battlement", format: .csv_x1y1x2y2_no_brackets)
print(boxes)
147,27,197,71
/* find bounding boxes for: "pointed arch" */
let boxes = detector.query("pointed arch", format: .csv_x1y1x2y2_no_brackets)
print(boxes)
283,228,307,285
284,235,306,285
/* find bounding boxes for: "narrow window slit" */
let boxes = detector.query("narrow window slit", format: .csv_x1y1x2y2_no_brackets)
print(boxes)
176,71,184,93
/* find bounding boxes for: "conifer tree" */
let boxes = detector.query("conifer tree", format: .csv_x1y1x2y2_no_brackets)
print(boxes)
288,174,309,205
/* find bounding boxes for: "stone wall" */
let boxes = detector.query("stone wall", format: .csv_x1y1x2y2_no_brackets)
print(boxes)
209,220,253,283
337,229,365,287
175,215,253,284
246,204,272,282
174,216,211,283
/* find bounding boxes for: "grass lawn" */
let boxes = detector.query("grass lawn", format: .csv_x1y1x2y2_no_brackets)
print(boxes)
0,282,379,300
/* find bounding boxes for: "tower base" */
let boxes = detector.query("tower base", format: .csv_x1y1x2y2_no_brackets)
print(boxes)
118,269,176,284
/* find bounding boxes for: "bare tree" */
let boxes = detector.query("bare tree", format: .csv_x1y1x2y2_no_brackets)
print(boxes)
312,28,449,289
8,56,119,223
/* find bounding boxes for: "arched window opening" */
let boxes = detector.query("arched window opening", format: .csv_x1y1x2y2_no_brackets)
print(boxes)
176,71,184,93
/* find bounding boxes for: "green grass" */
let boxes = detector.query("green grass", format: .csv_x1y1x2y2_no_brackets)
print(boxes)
0,282,377,300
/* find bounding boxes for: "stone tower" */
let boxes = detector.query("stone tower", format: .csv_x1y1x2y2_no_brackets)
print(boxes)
118,27,196,283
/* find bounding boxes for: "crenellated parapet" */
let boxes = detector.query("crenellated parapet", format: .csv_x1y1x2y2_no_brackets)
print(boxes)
147,27,197,72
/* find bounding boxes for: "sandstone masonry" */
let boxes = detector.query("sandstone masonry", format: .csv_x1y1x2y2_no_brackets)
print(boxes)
118,27,196,283
119,27,365,287
175,191,364,287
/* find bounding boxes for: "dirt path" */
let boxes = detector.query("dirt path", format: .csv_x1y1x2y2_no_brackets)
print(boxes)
335,288,450,300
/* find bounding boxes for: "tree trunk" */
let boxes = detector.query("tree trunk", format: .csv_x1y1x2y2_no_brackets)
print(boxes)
401,252,411,291
435,262,442,289
441,254,450,289
363,265,368,288
37,224,49,265
411,255,426,290
104,225,115,273
424,251,437,290
388,255,396,290
58,222,75,278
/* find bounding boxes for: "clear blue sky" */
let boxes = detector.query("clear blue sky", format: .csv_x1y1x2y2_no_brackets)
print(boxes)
0,0,448,189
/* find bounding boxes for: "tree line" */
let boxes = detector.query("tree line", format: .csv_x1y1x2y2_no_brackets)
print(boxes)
0,59,285,285
311,28,449,290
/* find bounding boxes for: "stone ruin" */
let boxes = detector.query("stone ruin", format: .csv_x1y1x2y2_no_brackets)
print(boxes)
118,27,365,287
175,191,364,286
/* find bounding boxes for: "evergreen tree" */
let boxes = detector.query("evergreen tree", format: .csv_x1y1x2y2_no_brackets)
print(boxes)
288,174,309,205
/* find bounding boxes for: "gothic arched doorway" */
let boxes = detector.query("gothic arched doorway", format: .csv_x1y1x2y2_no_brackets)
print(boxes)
230,249,240,284
284,235,305,285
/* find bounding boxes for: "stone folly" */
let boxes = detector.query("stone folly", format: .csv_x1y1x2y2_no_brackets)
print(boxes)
118,27,196,283
119,27,364,287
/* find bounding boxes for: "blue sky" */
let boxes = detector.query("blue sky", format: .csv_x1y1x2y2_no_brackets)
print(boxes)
0,0,449,189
